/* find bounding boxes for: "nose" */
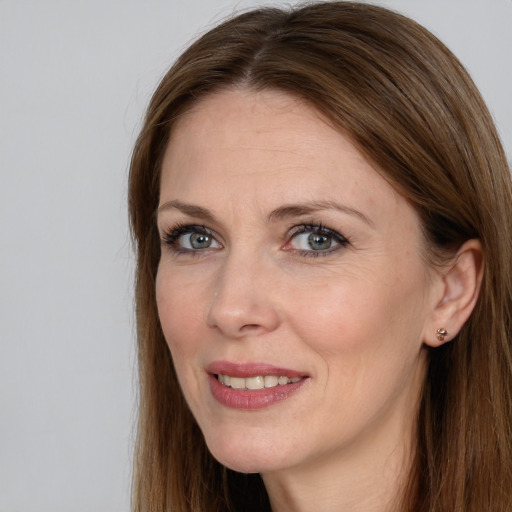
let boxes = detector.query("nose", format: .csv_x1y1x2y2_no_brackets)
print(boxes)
206,252,281,339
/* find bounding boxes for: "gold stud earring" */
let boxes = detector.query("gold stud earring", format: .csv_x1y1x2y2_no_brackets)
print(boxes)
436,328,448,342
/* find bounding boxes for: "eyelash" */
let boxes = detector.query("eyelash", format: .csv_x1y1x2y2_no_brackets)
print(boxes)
286,223,349,258
160,223,218,256
160,222,349,258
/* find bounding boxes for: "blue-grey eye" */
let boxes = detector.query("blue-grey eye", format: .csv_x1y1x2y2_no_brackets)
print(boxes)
179,231,220,250
307,233,332,250
290,230,339,251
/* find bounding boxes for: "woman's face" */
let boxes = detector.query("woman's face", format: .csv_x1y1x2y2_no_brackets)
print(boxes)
156,89,441,475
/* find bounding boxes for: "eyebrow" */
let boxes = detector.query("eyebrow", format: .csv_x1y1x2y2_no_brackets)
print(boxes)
157,199,373,227
157,200,218,222
267,201,373,226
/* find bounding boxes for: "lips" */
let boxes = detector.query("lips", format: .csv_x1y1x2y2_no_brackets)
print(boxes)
206,361,309,410
207,361,306,378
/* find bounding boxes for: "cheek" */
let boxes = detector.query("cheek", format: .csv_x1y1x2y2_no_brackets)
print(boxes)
155,269,210,412
294,273,428,416
284,275,381,342
286,266,428,366
155,268,206,357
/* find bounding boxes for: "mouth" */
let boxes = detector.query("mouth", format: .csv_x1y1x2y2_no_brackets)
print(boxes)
206,362,309,410
216,374,302,390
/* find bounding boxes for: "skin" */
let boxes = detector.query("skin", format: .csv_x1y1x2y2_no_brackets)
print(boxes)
155,89,480,511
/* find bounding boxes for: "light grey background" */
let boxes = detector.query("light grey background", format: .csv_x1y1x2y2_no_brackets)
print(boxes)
1,1,510,511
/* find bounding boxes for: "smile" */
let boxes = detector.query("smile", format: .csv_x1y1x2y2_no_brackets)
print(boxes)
206,362,309,409
217,374,302,390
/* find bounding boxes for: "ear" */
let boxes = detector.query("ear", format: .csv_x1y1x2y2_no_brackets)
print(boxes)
424,239,484,348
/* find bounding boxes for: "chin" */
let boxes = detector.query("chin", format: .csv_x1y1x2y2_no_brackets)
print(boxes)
203,428,293,474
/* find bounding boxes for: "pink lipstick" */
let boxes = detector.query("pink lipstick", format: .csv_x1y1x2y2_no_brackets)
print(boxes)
206,361,309,410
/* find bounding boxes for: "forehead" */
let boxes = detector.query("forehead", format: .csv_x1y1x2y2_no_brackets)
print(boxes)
160,88,406,224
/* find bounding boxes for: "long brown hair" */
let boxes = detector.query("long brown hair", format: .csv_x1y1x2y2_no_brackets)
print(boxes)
128,2,512,510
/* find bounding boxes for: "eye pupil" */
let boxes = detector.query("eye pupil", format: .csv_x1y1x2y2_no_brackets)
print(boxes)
308,233,331,250
190,233,211,249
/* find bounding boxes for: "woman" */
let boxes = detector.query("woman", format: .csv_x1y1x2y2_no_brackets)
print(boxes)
128,2,512,511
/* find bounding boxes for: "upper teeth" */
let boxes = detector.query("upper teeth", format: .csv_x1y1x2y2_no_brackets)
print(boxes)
218,374,301,390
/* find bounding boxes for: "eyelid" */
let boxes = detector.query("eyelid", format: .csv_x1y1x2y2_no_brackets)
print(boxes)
287,223,348,242
160,222,210,241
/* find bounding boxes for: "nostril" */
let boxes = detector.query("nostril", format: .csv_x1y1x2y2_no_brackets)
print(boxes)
240,323,265,332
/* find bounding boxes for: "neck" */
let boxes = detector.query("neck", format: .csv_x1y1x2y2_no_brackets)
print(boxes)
263,438,412,512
